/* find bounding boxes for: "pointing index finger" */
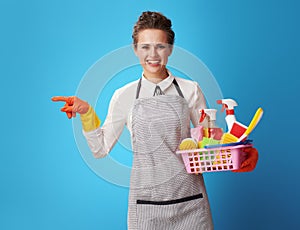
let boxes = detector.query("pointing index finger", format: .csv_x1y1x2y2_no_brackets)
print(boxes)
51,96,69,102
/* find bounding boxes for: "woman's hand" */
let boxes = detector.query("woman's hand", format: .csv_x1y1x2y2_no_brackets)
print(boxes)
233,147,259,173
52,96,90,119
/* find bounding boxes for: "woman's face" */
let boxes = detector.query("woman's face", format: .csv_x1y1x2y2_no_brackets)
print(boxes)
134,29,173,80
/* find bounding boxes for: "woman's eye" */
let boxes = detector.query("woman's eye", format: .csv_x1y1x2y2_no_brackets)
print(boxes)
138,44,166,50
157,44,166,49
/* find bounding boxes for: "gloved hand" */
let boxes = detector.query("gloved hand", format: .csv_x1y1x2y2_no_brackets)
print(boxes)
233,147,259,173
51,96,90,119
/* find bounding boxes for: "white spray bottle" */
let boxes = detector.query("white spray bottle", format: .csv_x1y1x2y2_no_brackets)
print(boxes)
199,109,223,140
217,99,238,132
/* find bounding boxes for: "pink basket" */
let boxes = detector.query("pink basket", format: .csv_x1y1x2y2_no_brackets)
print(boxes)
176,145,251,173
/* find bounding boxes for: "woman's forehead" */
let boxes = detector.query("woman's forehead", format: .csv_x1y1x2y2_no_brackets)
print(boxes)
137,29,168,43
137,42,169,45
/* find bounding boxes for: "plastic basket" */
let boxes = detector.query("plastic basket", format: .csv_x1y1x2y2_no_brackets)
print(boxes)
176,145,251,173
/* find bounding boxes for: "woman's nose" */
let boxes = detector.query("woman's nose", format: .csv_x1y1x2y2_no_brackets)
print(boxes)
149,46,158,57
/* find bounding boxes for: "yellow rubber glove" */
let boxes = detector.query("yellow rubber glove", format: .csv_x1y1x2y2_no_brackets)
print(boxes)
80,106,101,132
52,96,100,132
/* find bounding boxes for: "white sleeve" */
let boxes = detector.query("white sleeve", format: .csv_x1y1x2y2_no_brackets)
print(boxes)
82,91,126,158
189,82,207,127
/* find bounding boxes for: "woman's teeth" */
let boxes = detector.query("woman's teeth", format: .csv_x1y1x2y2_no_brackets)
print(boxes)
147,60,160,64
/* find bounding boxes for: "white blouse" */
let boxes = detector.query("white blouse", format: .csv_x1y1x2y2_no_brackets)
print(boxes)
83,71,207,158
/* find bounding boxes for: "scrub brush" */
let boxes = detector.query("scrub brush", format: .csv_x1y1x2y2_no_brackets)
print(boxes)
220,107,264,144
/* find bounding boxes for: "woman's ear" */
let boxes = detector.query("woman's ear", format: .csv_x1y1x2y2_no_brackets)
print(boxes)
168,44,173,56
132,44,138,56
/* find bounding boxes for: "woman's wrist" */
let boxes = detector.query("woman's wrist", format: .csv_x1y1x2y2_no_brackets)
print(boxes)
80,106,101,132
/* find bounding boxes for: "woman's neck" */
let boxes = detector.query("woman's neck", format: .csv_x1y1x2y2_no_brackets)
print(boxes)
144,70,169,84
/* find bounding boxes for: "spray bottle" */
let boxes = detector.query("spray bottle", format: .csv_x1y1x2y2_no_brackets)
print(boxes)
217,99,238,132
199,109,223,140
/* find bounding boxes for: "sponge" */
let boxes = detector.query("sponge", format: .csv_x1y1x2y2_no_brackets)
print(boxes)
220,133,238,144
200,137,220,148
179,138,198,150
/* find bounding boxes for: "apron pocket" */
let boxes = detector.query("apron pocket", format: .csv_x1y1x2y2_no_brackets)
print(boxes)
136,193,210,229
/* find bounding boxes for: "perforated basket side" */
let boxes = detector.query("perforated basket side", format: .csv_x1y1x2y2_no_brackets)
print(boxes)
179,145,248,173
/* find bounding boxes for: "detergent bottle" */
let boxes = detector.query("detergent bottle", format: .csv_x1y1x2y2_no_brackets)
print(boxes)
217,99,238,132
199,109,223,140
217,98,249,143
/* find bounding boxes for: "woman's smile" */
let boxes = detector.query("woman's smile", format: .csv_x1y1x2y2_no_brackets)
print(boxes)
146,59,161,66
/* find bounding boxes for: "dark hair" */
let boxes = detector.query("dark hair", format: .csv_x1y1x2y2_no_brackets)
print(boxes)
132,11,175,46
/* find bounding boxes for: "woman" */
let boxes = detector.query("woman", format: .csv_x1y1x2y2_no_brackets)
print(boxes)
52,11,258,229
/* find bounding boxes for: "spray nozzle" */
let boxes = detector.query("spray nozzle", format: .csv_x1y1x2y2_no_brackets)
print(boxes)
199,109,206,123
199,109,217,125
217,99,238,114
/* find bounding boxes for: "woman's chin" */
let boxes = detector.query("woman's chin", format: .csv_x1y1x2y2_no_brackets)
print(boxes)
144,65,166,76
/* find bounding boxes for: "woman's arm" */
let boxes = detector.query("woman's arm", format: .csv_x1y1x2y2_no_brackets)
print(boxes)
82,92,126,158
52,92,126,158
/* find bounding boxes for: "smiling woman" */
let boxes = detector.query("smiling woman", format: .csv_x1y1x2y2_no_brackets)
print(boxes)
51,10,261,230
53,11,221,230
52,11,214,230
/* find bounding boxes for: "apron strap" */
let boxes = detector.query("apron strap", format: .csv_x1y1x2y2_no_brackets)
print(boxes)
136,78,142,99
135,77,184,99
172,78,184,98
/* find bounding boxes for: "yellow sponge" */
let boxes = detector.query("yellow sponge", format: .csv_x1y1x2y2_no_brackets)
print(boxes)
179,138,198,150
220,133,238,144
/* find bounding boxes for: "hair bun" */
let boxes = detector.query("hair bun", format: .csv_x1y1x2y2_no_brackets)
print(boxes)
132,11,175,45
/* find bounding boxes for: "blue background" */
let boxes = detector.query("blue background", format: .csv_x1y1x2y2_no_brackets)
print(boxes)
1,0,299,229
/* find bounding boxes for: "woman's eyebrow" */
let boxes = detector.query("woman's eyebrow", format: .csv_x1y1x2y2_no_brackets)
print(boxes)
138,42,167,46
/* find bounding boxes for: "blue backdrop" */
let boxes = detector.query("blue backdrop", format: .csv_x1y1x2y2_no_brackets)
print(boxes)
1,0,299,229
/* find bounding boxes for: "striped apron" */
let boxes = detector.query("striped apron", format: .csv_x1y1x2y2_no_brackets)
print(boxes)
128,78,213,230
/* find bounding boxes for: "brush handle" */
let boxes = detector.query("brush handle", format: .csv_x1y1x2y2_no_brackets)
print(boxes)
245,108,263,135
237,107,263,142
237,133,247,142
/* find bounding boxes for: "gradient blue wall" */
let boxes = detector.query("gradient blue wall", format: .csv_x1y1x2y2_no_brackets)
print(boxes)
1,0,299,229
